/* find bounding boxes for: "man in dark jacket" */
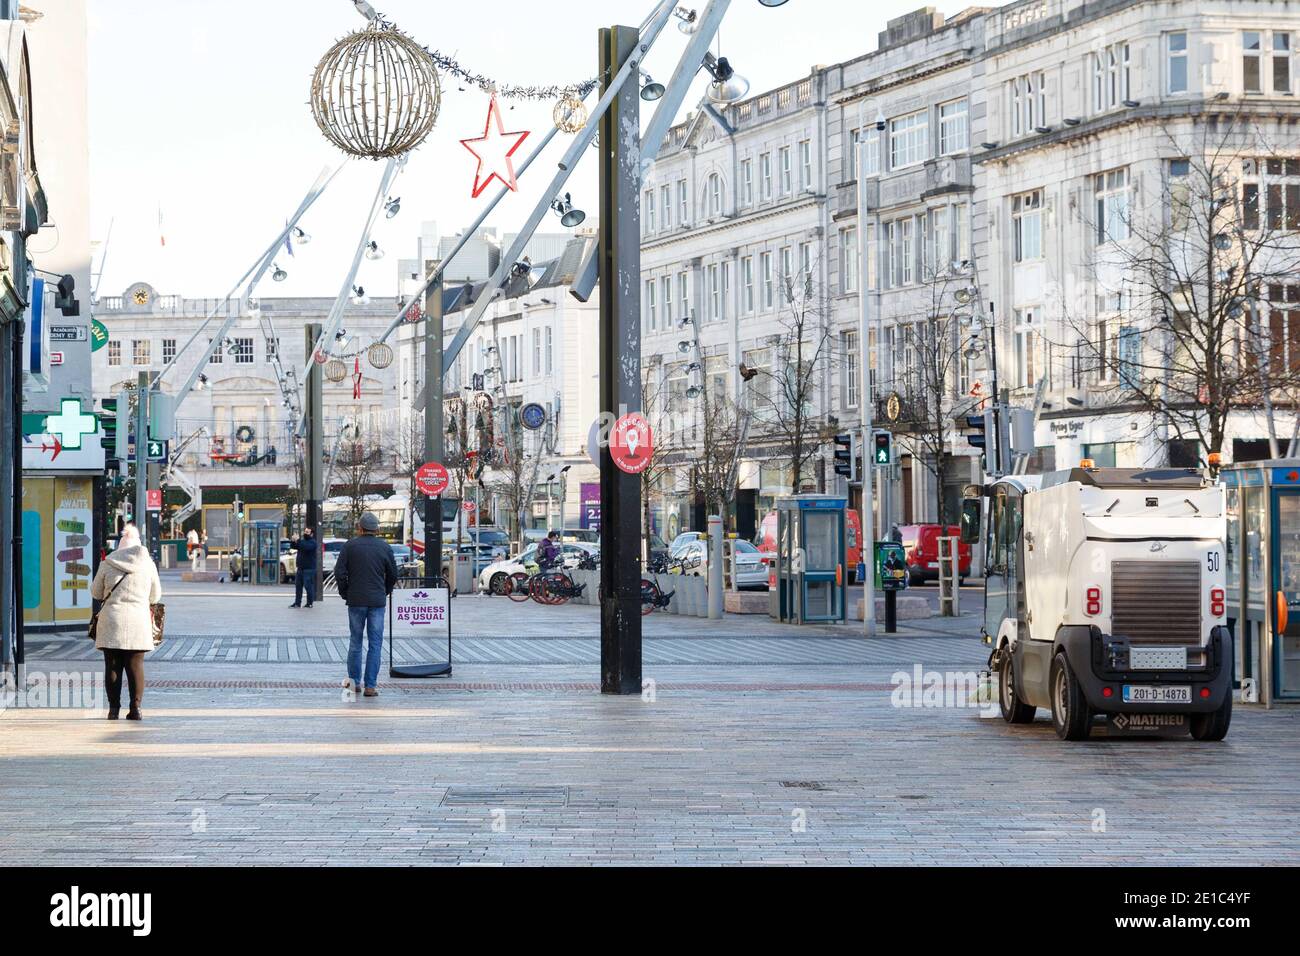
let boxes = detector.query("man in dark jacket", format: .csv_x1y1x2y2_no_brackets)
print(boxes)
290,526,319,608
334,512,399,697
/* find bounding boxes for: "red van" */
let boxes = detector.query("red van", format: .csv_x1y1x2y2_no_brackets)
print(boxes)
755,507,864,583
896,524,971,584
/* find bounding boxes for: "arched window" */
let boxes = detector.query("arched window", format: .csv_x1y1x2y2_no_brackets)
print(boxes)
707,173,723,217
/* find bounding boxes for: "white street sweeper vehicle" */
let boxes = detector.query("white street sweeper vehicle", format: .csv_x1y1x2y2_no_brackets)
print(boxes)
960,464,1232,741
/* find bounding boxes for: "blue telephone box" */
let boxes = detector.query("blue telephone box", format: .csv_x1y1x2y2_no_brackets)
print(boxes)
770,494,847,624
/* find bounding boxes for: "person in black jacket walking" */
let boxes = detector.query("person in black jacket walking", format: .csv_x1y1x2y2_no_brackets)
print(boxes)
335,512,399,697
289,526,319,608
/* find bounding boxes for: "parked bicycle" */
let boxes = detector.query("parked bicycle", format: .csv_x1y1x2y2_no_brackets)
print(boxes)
504,567,586,605
597,577,675,615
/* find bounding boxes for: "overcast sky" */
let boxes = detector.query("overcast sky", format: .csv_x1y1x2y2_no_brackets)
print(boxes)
88,0,971,299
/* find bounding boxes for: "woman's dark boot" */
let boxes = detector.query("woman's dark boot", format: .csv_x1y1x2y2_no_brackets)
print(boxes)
126,708,142,720
107,707,120,720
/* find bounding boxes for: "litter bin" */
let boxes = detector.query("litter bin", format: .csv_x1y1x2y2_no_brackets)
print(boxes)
453,550,474,595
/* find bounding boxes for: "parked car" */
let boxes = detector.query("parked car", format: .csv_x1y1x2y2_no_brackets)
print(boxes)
477,542,599,594
754,508,864,581
896,523,971,584
389,543,422,577
673,538,768,589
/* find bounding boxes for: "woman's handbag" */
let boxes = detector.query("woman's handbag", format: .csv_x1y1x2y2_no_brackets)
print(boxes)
87,572,129,642
150,602,166,648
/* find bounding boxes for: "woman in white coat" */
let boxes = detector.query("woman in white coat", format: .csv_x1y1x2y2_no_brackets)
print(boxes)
90,524,162,720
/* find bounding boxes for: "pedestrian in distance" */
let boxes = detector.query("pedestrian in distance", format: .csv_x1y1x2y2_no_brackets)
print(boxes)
89,523,162,721
538,529,561,571
289,526,319,608
199,530,209,571
889,523,903,544
335,512,399,698
186,527,200,572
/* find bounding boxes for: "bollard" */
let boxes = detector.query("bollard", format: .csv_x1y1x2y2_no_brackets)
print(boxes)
707,515,723,620
885,590,897,633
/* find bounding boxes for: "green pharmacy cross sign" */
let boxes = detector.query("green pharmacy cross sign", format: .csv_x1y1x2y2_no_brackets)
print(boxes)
45,398,98,450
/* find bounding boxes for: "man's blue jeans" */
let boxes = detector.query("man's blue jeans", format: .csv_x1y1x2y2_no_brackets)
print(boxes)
347,605,385,690
295,568,317,606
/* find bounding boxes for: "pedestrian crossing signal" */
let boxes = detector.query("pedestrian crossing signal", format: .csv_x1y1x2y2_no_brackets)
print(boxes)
872,431,892,466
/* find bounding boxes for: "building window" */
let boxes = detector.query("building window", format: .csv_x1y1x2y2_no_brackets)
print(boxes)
678,272,689,320
1092,42,1131,112
107,340,121,366
800,242,813,285
707,173,723,217
661,276,673,327
840,227,858,293
939,99,968,153
1013,308,1039,388
779,145,792,194
208,338,222,364
1244,31,1292,94
660,185,672,229
532,329,541,376
644,189,656,232
858,127,880,177
1169,158,1192,230
707,264,721,321
677,179,688,224
162,338,176,364
799,139,813,190
759,152,772,200
1094,167,1131,244
742,256,755,313
1009,73,1045,136
233,337,254,364
740,159,753,205
889,110,928,169
1012,190,1043,261
761,252,774,308
1167,31,1188,94
645,279,657,331
865,223,878,291
1248,156,1300,231
842,330,859,409
779,246,794,301
1267,284,1300,373
545,326,553,374
132,339,151,366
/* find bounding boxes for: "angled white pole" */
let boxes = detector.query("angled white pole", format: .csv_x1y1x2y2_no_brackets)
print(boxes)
164,164,346,407
639,0,731,168
440,0,680,376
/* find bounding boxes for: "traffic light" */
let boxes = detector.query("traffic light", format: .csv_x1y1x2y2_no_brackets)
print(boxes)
100,392,129,461
833,432,858,483
872,430,892,466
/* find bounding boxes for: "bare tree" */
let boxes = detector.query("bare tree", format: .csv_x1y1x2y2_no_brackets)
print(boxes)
901,267,981,524
482,405,533,547
749,273,835,492
639,359,687,545
686,366,746,522
390,411,426,545
334,438,386,530
1054,113,1300,464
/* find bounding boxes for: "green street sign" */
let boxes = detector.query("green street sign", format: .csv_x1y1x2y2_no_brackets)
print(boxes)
90,318,109,352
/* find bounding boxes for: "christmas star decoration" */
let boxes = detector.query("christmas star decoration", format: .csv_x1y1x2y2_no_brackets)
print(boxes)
460,94,530,199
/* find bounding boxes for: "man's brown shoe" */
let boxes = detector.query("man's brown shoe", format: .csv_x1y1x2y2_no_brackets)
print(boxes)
363,687,378,698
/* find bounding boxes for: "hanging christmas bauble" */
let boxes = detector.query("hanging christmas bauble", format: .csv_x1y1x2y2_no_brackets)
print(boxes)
310,21,441,159
553,92,588,133
325,359,349,383
367,342,394,369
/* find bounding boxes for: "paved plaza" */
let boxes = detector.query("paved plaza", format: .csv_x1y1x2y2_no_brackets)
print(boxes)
2,576,1298,865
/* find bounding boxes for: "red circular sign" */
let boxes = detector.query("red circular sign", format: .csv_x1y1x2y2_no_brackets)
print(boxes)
415,461,450,496
462,500,476,512
610,413,653,474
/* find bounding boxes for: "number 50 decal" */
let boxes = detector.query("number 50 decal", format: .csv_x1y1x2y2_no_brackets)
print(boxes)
1207,551,1221,572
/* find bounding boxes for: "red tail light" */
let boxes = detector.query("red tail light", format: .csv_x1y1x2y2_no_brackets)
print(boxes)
1085,586,1102,616
1210,587,1225,617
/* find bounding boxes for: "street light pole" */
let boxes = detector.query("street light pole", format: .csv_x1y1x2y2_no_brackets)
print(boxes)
423,265,444,582
857,136,877,638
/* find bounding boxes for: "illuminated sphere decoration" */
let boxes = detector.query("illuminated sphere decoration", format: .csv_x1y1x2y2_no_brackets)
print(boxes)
310,22,441,159
553,92,588,133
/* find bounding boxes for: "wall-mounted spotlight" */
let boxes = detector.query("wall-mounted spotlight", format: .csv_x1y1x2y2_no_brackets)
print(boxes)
291,226,311,245
675,7,699,34
686,383,703,399
384,196,401,219
272,263,288,282
351,285,368,304
365,240,384,260
641,73,666,101
678,339,695,353
550,193,587,227
703,52,749,104
510,257,533,279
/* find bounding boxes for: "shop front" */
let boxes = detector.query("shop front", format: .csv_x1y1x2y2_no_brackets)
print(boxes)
21,432,105,632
